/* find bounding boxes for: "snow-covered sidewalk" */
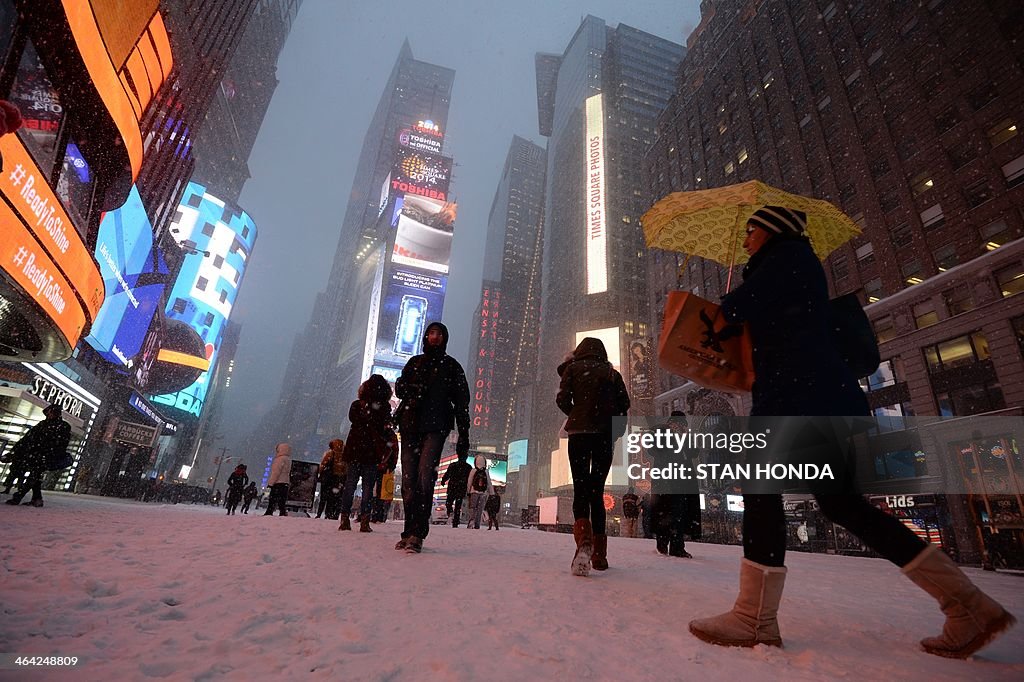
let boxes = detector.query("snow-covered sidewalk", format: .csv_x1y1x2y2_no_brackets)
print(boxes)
1,493,1022,680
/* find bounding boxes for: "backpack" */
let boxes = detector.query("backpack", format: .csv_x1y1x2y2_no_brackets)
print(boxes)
472,468,488,493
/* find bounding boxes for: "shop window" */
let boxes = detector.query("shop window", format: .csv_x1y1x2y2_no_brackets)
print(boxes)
980,219,1014,251
995,263,1024,298
9,39,63,171
943,285,976,316
856,242,875,265
914,303,939,329
874,316,897,343
1002,155,1024,188
920,204,944,230
932,243,958,272
987,118,1017,147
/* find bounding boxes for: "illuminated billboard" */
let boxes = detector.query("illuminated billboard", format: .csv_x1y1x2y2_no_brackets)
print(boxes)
435,451,507,499
627,338,653,400
471,284,501,430
151,182,257,418
575,326,621,371
85,185,169,368
392,195,457,273
393,148,452,196
584,93,607,294
508,439,527,473
371,268,446,368
397,121,444,155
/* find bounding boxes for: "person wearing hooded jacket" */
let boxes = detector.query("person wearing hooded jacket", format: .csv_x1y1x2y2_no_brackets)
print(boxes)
263,443,292,516
688,206,1015,657
317,439,346,519
441,452,472,527
466,454,494,530
225,464,248,515
393,322,471,553
339,375,393,532
556,337,630,576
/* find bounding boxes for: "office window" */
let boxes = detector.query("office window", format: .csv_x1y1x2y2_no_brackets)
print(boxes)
874,316,897,343
934,383,1005,417
910,171,934,197
1002,155,1024,188
832,254,849,280
935,107,960,134
963,180,994,209
933,243,958,272
980,219,1014,251
924,331,990,372
995,263,1024,297
944,285,976,315
914,303,939,329
967,82,998,111
987,118,1017,147
920,204,945,230
856,242,875,265
891,223,913,248
865,277,883,303
902,259,923,285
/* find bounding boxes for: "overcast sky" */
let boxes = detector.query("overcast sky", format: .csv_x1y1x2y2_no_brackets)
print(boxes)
223,0,702,452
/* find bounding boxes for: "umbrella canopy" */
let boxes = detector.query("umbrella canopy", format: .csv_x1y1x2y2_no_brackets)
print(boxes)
641,180,861,266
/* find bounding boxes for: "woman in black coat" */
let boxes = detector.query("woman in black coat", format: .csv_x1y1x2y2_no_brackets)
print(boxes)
339,375,393,532
689,206,1014,657
556,337,630,576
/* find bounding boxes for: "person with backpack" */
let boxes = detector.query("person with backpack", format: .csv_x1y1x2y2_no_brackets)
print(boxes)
316,439,345,519
485,489,502,530
393,322,471,553
441,452,472,527
621,488,640,538
689,206,1015,656
466,454,493,530
339,375,393,532
556,337,631,576
225,464,248,515
263,443,292,516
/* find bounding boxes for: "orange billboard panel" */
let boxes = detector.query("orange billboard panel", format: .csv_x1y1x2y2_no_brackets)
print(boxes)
0,200,88,347
0,134,103,321
89,0,161,70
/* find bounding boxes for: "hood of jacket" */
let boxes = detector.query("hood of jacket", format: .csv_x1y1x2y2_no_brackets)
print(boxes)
558,337,611,376
358,374,393,404
473,454,487,469
423,321,449,357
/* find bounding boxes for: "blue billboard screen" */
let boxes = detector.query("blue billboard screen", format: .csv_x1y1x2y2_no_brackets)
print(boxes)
85,186,168,367
508,439,527,473
372,268,446,368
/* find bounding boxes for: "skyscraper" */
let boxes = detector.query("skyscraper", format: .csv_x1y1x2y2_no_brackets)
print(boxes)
529,17,683,497
468,136,547,455
270,42,456,458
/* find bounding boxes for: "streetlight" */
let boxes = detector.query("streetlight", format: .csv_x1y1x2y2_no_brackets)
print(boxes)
210,449,233,497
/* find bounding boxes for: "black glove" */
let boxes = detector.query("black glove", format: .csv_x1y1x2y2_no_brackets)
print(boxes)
456,430,470,457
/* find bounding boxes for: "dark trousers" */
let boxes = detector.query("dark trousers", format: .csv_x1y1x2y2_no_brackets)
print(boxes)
2,454,27,492
651,494,688,553
401,431,448,541
743,494,926,567
241,497,254,513
263,483,289,516
567,433,614,534
225,491,242,514
12,466,43,502
447,494,465,526
341,462,378,518
317,476,340,518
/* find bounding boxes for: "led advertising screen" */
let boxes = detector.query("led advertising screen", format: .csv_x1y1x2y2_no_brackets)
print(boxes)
393,148,452,197
397,121,443,155
575,327,621,371
392,195,457,273
434,451,507,499
508,439,527,473
85,185,169,368
151,182,257,418
584,93,608,294
371,268,446,368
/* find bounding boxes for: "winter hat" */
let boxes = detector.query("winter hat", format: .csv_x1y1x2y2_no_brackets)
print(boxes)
748,206,807,236
0,100,22,137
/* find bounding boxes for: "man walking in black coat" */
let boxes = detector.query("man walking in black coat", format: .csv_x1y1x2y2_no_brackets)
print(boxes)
441,452,471,527
393,322,471,553
5,403,71,507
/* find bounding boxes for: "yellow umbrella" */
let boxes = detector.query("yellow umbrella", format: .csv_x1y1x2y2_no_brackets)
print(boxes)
641,180,861,267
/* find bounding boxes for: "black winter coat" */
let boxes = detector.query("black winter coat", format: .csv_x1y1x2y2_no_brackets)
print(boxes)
441,460,472,497
720,235,869,417
346,400,393,466
485,494,501,515
226,470,248,494
395,323,471,436
14,416,71,470
556,338,631,434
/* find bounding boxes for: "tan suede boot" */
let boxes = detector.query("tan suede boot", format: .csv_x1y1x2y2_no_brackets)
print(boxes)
591,534,608,571
571,519,593,577
689,558,787,648
902,544,1016,658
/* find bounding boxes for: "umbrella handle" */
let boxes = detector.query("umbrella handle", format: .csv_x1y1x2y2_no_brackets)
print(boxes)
677,253,693,282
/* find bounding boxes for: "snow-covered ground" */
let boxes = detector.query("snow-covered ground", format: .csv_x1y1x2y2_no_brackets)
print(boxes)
1,493,1022,681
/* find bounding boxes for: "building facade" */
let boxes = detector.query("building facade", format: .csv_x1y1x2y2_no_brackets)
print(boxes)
645,0,1024,565
528,16,683,498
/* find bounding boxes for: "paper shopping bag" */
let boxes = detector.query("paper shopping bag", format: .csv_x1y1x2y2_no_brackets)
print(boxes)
379,471,395,502
657,291,754,394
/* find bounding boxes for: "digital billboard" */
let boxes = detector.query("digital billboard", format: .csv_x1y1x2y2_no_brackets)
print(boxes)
393,148,452,196
584,93,608,294
628,338,654,400
575,326,621,371
371,268,446,368
151,182,257,418
392,195,457,273
397,120,444,155
508,439,527,473
85,185,169,368
435,451,507,499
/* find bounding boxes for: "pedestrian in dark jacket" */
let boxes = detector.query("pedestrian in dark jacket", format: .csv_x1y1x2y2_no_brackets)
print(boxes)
225,464,248,515
441,452,472,527
485,490,501,530
556,337,630,576
393,322,471,553
317,439,345,520
339,375,392,533
649,412,699,558
689,206,1014,656
5,403,71,507
241,482,258,514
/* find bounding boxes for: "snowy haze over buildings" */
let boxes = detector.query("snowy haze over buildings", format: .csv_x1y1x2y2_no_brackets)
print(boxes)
223,0,702,453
